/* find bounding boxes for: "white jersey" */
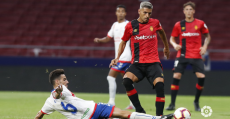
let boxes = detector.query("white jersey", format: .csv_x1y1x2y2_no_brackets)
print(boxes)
41,85,96,119
107,20,132,62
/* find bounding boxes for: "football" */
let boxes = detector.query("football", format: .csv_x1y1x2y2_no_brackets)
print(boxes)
174,107,191,119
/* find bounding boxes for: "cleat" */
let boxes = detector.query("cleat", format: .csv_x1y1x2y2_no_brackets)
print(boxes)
194,102,201,111
165,104,175,110
125,105,135,110
161,113,174,119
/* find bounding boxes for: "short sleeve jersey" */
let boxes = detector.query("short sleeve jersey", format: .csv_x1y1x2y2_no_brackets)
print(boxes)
121,18,162,64
107,20,132,62
41,85,96,119
171,19,209,59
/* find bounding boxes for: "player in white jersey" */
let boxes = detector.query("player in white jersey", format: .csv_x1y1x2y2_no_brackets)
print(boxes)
94,5,133,109
35,69,173,119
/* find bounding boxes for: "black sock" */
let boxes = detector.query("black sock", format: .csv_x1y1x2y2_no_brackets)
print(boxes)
123,78,145,113
155,82,165,116
170,78,180,105
194,78,205,103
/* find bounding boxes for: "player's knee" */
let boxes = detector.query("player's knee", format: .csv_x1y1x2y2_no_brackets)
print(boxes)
173,73,182,79
123,78,133,87
107,76,115,81
195,72,205,78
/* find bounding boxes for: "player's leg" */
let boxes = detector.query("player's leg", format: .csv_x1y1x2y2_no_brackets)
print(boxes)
119,63,135,110
123,64,145,113
166,59,187,110
146,63,165,116
192,59,205,111
120,72,135,110
111,107,173,119
107,69,119,105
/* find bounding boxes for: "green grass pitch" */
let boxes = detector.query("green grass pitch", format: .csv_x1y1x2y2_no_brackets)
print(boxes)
0,91,229,119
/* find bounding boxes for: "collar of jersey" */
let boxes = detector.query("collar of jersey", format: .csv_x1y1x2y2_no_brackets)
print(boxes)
137,19,148,24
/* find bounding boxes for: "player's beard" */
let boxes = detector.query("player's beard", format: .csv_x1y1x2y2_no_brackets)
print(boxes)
143,18,149,23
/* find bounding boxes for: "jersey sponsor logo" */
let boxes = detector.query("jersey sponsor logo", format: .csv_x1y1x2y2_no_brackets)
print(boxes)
134,35,156,40
150,26,154,31
182,32,200,37
81,108,90,119
195,25,198,30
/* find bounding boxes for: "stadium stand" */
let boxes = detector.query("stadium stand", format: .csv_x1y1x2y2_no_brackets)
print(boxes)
0,0,229,60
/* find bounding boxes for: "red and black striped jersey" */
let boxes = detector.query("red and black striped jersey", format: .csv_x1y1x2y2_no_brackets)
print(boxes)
121,18,162,64
171,18,209,59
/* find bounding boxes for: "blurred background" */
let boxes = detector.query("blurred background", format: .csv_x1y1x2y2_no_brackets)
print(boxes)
0,0,229,95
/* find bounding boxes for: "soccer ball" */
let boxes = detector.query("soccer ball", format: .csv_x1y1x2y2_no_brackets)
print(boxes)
174,107,191,119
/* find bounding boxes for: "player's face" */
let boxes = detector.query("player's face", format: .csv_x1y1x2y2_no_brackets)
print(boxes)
183,5,195,19
138,8,152,23
59,74,69,88
116,7,126,20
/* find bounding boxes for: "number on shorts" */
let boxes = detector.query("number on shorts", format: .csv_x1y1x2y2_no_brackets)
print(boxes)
174,60,179,67
61,102,77,115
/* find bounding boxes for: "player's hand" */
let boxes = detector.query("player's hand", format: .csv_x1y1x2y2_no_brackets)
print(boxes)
109,58,119,68
163,48,170,59
174,44,182,51
200,46,207,55
94,38,100,43
55,85,63,94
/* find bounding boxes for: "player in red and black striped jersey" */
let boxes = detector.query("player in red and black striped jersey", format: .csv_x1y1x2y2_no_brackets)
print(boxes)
110,2,170,116
165,1,211,111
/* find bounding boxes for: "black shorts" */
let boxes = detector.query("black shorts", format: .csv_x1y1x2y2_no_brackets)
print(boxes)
126,62,164,88
173,57,205,74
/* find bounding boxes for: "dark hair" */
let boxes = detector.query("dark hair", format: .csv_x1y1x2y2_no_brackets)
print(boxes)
116,4,126,12
49,69,65,85
183,1,196,9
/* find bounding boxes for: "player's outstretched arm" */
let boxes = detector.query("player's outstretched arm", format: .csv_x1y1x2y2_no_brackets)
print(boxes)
34,111,44,119
157,29,170,59
200,33,211,55
109,40,126,68
94,36,111,43
54,85,63,99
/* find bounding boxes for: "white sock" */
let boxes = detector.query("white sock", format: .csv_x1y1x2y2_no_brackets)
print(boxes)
130,112,161,119
107,76,116,105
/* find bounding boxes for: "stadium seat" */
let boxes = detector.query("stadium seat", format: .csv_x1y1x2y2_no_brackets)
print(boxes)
70,50,89,58
0,0,228,60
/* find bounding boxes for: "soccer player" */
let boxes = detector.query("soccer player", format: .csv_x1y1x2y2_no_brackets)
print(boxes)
110,2,170,116
34,69,173,119
94,5,134,109
165,1,211,111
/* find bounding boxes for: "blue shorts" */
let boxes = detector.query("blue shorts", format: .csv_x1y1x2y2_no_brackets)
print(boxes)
111,61,131,73
91,103,115,119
